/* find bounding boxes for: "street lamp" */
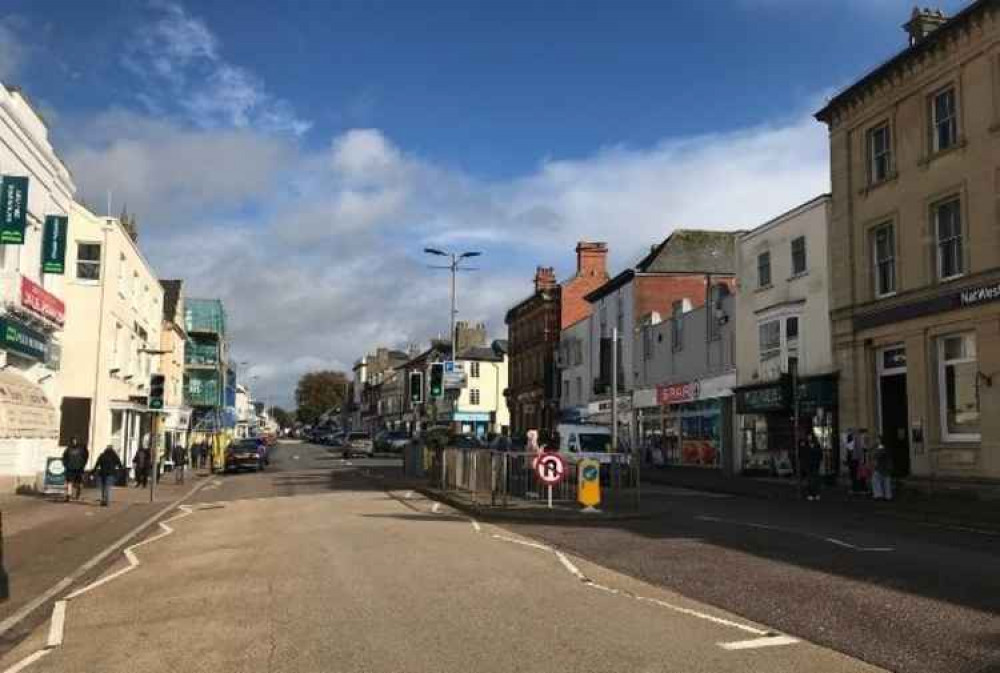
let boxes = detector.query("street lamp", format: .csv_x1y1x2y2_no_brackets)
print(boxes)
423,248,482,358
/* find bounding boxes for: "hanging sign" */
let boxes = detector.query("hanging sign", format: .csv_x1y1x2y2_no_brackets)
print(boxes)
42,216,68,274
0,176,29,244
0,317,47,360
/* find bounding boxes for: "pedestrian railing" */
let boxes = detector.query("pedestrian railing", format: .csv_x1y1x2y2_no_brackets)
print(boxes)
428,448,640,512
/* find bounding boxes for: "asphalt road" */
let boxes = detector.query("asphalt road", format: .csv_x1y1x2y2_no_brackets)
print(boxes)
0,441,882,673
505,482,1000,673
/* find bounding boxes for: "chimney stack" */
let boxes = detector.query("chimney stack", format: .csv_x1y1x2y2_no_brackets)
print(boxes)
904,7,947,46
575,241,608,277
534,266,557,293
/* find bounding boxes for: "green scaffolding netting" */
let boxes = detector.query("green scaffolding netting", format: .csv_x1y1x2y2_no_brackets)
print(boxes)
184,298,227,335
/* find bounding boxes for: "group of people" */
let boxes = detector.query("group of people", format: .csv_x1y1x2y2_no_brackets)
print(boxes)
797,431,894,502
60,438,192,507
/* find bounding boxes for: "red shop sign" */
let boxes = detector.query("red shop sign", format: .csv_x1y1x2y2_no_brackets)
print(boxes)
656,380,700,406
20,276,65,326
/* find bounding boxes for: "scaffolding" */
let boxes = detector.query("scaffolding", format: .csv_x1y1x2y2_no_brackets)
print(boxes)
184,298,226,336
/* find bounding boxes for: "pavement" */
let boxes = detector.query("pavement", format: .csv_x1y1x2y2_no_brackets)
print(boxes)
0,441,886,673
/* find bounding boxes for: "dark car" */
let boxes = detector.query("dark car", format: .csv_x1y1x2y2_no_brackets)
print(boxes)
225,439,265,473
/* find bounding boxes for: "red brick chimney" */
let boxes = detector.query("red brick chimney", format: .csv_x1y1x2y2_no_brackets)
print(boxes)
534,266,557,293
576,241,608,278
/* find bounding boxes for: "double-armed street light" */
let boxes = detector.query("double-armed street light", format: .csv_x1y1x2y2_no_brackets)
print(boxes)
423,248,482,358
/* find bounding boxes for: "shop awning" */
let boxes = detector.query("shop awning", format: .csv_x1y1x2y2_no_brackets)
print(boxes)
0,370,57,439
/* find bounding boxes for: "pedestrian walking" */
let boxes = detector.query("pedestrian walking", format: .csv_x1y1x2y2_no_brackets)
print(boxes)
172,444,187,484
61,437,89,502
871,439,894,501
807,434,823,501
95,445,122,506
133,447,151,488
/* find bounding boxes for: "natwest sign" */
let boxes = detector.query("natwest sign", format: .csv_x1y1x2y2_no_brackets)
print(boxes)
656,380,700,406
20,276,65,326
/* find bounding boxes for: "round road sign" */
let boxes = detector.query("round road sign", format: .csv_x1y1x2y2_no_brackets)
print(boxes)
535,453,567,485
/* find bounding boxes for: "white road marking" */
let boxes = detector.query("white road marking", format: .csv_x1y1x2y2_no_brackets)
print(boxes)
431,502,441,514
720,635,800,650
1,649,50,673
0,478,212,639
554,551,586,581
46,601,66,648
491,534,552,552
292,455,300,461
68,505,194,600
696,515,895,552
469,518,481,533
404,491,414,499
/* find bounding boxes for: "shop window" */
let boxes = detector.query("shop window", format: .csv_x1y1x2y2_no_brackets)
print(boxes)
76,242,102,281
786,317,799,343
935,198,963,280
872,223,896,297
791,236,807,276
759,320,780,360
938,333,980,442
757,251,771,288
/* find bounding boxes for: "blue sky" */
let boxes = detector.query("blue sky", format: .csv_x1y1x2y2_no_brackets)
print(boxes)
0,0,971,405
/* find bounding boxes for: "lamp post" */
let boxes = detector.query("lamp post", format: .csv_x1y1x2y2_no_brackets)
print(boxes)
423,248,481,359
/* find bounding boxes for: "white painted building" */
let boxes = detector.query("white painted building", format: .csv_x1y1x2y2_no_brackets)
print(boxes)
733,195,838,474
59,202,164,469
0,83,76,491
440,341,510,437
558,317,592,417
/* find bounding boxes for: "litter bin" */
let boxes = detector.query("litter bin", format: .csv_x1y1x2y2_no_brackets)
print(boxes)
115,466,128,487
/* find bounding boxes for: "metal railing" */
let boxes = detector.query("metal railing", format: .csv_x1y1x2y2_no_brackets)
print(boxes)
428,448,640,512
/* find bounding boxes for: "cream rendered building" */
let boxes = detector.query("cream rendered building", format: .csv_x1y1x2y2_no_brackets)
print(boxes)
158,279,190,452
448,341,510,437
0,83,76,490
60,203,164,468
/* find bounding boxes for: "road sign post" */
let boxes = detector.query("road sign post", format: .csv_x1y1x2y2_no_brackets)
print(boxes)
534,453,566,509
577,459,601,512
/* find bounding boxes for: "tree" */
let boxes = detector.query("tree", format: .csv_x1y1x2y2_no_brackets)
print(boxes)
269,406,293,429
295,370,349,425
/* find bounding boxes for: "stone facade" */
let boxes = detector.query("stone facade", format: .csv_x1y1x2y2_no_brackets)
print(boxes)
816,2,1000,481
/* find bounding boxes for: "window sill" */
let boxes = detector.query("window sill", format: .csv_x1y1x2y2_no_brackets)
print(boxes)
918,138,968,167
938,273,965,285
755,284,773,293
939,435,981,445
73,279,101,286
873,291,897,301
787,271,808,282
859,172,898,197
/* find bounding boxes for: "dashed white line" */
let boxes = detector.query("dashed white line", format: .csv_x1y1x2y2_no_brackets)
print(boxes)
45,601,66,648
469,518,481,533
431,502,441,514
696,515,895,552
404,491,414,499
554,551,586,581
720,635,800,650
823,537,894,552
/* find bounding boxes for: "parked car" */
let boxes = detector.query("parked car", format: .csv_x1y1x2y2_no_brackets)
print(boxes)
376,431,409,453
225,439,265,473
343,432,373,458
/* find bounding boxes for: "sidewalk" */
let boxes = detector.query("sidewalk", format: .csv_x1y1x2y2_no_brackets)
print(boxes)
0,470,210,647
642,466,1000,532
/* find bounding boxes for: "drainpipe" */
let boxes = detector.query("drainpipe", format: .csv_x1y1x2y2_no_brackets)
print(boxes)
88,222,112,465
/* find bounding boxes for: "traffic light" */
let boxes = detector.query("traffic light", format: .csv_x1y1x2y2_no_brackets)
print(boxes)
409,371,424,403
429,363,444,398
149,374,165,410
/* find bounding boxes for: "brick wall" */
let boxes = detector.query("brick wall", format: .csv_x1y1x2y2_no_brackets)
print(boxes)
633,274,735,322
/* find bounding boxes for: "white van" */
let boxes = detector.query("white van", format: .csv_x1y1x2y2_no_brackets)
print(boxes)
555,423,616,463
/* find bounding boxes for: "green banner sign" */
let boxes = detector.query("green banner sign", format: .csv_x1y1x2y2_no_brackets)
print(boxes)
41,215,69,274
735,378,790,414
0,176,29,244
0,317,47,361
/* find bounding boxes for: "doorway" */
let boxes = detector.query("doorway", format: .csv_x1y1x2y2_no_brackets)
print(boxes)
877,346,910,477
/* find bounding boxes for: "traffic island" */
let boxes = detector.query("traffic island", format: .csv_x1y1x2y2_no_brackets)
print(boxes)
413,486,647,523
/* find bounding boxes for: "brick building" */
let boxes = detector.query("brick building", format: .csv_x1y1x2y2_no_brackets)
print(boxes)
505,242,609,437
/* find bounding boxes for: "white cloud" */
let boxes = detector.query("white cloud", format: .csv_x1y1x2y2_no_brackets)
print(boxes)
0,17,27,81
123,2,310,136
65,109,829,407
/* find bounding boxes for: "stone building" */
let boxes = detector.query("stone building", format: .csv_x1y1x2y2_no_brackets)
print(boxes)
815,2,1000,481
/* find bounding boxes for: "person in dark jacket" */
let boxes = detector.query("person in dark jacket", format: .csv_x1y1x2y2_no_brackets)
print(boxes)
61,437,89,502
171,444,188,484
133,447,151,488
95,446,122,506
806,435,824,501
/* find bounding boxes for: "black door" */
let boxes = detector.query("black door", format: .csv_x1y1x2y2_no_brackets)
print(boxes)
879,374,910,476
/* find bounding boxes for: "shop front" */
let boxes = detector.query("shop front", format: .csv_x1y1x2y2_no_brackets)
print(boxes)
735,374,838,477
441,411,491,438
635,373,736,473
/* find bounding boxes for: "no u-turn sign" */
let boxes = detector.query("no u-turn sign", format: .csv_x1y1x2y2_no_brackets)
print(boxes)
535,453,566,486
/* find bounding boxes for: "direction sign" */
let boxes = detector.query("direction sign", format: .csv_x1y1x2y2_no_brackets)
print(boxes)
535,453,566,486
